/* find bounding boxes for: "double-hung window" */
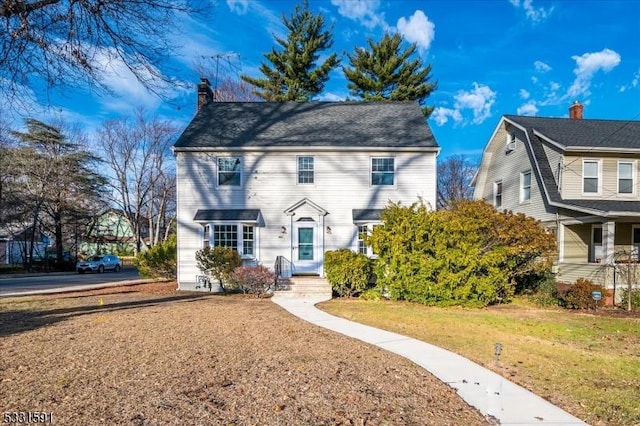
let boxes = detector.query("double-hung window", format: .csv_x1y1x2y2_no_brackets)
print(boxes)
371,157,394,186
583,160,600,194
357,225,368,255
203,225,210,248
218,157,241,186
213,225,237,248
618,161,634,194
494,180,503,208
520,170,531,203
297,156,314,184
633,226,640,260
242,225,254,256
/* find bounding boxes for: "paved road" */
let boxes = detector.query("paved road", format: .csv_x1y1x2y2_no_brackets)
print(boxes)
0,268,141,294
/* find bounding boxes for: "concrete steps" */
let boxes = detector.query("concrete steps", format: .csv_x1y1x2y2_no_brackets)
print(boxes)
273,276,332,299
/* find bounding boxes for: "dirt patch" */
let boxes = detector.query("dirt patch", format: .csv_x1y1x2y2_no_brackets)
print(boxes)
0,282,489,425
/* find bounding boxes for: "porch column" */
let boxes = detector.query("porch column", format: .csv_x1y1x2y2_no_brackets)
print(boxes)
557,224,565,262
603,221,616,264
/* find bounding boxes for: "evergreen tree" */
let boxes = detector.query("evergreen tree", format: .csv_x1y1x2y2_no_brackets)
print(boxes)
343,33,437,117
241,1,339,101
12,119,106,265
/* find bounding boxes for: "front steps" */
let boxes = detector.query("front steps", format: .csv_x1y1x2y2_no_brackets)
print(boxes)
273,275,332,299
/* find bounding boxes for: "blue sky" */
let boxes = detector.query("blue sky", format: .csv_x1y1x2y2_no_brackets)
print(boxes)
6,0,640,163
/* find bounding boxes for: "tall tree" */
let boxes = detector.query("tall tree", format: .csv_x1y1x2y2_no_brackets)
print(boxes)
11,119,106,265
437,155,477,209
97,110,177,254
241,1,339,101
0,0,209,110
343,33,437,117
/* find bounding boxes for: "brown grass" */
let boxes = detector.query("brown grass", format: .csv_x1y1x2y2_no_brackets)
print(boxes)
0,282,489,425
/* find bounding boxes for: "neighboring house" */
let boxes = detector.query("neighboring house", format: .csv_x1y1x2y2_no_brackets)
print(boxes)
80,210,136,256
172,79,439,291
0,225,49,265
473,101,640,290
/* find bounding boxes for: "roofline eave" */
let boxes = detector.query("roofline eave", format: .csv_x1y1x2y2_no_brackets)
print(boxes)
173,146,441,153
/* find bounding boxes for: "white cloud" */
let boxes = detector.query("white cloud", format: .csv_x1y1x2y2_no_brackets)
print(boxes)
519,89,530,99
316,92,346,101
619,67,640,92
549,81,561,91
431,107,462,126
432,83,496,126
454,83,497,124
331,0,387,29
517,101,538,116
396,10,435,52
534,60,551,72
510,0,554,23
531,76,538,84
227,0,248,15
567,48,621,98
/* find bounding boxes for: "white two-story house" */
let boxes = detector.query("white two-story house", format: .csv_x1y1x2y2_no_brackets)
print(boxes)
473,102,640,290
172,79,439,291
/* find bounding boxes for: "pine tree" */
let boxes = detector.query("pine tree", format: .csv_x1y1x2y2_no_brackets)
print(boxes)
343,33,437,117
241,1,339,101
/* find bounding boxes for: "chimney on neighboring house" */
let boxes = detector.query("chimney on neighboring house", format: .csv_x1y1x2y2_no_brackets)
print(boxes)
197,77,213,111
569,100,583,119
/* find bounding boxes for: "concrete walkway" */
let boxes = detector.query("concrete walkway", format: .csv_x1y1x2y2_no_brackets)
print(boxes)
272,295,587,426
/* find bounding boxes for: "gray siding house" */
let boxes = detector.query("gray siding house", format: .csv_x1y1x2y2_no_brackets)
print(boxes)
473,102,640,290
173,80,439,291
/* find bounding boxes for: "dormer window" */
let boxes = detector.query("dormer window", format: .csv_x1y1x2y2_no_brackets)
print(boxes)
505,132,516,152
582,159,600,194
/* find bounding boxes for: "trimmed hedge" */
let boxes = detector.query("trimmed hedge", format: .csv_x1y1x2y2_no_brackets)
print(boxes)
324,249,372,297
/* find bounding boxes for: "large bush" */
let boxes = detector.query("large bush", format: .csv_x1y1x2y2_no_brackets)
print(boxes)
368,200,556,307
134,235,176,279
195,246,241,291
228,265,275,297
620,289,640,310
324,249,372,297
557,278,608,310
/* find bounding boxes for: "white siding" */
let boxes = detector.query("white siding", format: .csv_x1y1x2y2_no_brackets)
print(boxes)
176,150,437,289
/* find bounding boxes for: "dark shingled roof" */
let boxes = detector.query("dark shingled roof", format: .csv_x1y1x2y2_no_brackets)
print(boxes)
193,209,261,221
174,101,438,150
505,115,640,149
352,209,384,222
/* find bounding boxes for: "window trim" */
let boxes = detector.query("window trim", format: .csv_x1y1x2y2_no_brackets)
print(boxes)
582,159,601,195
297,156,315,185
217,156,242,187
370,156,396,187
520,170,532,203
494,180,503,208
617,160,636,196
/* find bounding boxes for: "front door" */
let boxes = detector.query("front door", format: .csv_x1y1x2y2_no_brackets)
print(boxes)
294,224,317,274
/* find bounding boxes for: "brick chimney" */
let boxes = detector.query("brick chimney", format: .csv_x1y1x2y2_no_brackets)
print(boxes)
569,100,583,119
197,77,213,111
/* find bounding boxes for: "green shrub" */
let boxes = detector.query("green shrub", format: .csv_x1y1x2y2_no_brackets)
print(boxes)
228,265,275,297
195,246,241,291
134,235,176,279
620,289,640,310
558,278,608,310
368,200,556,307
359,288,383,301
324,249,372,297
528,273,561,307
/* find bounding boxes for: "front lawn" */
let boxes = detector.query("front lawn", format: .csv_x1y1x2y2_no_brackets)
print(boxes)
319,298,640,426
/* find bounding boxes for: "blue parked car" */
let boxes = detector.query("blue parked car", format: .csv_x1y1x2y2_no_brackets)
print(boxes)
76,254,122,274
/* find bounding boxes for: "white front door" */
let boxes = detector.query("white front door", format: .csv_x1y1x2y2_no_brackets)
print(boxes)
293,223,317,274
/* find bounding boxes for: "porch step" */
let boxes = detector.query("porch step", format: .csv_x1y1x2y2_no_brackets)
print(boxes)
273,276,332,299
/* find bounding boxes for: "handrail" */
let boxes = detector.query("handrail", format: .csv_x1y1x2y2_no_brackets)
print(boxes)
274,255,292,290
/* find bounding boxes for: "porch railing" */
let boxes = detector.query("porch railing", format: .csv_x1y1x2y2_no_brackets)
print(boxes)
274,255,293,290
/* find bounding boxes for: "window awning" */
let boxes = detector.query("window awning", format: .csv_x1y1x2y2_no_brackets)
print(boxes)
193,209,261,222
352,209,383,222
